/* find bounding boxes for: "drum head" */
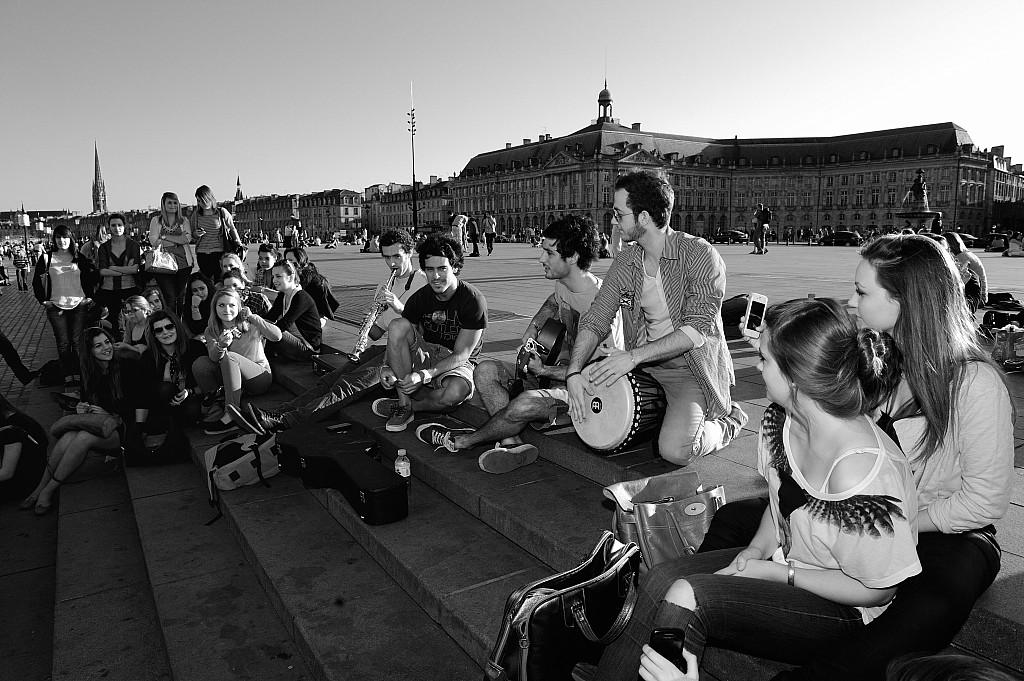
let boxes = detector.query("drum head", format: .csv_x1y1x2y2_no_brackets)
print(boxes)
571,374,636,451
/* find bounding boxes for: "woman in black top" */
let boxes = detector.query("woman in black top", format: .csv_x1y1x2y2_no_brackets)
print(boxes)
184,272,215,338
284,247,338,321
21,327,144,515
140,311,205,438
264,260,321,361
0,393,47,505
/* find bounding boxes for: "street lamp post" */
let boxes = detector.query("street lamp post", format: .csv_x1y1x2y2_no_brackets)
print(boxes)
408,87,418,234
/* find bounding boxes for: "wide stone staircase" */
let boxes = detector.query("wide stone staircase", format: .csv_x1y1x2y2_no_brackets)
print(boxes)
48,336,1024,680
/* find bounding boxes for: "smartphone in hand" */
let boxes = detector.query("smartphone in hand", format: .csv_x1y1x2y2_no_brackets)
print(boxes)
649,628,686,673
743,293,769,339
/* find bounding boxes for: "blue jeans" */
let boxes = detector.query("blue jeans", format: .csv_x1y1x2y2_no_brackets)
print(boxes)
278,351,384,427
44,302,90,378
266,329,317,362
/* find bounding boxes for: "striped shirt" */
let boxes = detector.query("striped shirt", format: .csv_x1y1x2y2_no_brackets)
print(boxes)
577,231,736,420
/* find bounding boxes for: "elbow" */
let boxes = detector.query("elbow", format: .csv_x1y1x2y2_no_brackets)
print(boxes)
864,586,898,608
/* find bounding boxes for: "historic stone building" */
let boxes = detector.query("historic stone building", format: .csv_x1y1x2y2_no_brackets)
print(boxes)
297,189,362,240
451,86,1024,237
377,177,453,234
233,194,299,241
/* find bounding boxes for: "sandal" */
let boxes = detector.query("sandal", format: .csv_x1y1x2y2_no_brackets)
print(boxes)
18,495,38,511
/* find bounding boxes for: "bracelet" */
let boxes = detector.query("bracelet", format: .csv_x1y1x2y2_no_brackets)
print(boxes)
787,561,796,587
566,370,582,381
418,369,430,383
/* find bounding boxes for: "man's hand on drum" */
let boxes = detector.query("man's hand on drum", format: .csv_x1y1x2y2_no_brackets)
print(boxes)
567,373,589,423
589,347,637,387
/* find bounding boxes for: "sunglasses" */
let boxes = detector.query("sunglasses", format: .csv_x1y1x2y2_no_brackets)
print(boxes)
153,324,175,333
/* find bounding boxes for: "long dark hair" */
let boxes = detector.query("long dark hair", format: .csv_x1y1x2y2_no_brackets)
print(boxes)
860,235,1004,462
145,310,190,359
79,326,123,403
764,298,901,418
50,225,79,258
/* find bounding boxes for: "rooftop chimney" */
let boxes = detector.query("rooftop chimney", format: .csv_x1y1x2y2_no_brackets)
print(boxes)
631,123,641,131
523,139,530,145
430,175,438,184
506,142,512,149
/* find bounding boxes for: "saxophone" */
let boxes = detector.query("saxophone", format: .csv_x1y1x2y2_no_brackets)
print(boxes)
348,267,399,362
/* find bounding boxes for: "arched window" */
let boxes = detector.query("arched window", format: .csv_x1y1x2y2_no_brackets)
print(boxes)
719,215,728,230
670,214,681,230
684,214,694,232
603,212,613,231
498,217,506,232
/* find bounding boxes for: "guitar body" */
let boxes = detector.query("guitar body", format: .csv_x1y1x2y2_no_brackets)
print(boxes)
510,318,567,397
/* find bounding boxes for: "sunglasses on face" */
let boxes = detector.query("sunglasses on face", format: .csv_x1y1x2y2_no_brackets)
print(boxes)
153,324,175,333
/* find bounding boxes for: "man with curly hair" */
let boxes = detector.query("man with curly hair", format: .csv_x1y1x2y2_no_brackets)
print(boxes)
372,233,487,431
415,215,623,473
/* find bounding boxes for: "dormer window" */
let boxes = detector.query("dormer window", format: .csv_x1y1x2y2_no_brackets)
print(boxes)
828,154,839,163
859,151,871,161
891,148,902,158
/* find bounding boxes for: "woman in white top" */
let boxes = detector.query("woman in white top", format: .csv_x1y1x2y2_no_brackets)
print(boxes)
31,225,96,385
191,288,281,435
147,192,192,313
190,185,242,281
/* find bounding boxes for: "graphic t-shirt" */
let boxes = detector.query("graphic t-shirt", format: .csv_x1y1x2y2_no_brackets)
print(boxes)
757,403,921,624
402,280,487,358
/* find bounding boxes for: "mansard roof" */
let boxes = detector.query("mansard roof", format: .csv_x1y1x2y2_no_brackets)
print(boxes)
459,121,974,175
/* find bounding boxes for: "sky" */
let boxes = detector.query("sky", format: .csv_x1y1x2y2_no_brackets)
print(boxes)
3,0,1022,215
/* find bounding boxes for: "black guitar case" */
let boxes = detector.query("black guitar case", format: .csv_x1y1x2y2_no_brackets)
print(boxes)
276,421,409,525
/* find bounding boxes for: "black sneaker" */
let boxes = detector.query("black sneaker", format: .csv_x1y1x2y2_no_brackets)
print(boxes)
247,403,290,434
414,423,473,452
478,443,539,474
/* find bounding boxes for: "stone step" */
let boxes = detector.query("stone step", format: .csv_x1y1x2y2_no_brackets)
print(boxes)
52,452,173,681
185,414,482,680
123,461,313,680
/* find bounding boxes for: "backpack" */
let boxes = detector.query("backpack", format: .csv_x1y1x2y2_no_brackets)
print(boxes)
38,359,64,387
204,432,280,504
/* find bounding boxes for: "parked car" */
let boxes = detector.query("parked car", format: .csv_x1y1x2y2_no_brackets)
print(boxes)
818,231,864,246
984,233,1009,252
956,233,978,248
710,230,750,244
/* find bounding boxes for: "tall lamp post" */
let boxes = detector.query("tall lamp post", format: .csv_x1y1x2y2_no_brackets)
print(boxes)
408,84,418,233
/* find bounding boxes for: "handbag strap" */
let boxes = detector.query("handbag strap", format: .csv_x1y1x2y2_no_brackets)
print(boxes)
565,566,639,644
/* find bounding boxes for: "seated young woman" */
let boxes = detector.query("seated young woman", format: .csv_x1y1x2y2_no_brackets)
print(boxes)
184,272,214,338
115,294,151,358
221,268,270,317
191,288,282,435
593,297,920,680
139,311,206,444
284,247,337,323
142,286,165,313
263,260,321,361
20,327,145,515
0,393,47,506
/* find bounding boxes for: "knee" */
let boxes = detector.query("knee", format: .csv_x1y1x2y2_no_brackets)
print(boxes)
436,380,471,408
387,318,414,343
155,382,177,403
473,360,503,387
659,434,699,467
664,579,697,610
505,393,541,422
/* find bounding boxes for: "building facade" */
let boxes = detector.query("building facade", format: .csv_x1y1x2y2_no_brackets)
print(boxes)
451,87,1024,238
297,189,362,240
377,177,453,234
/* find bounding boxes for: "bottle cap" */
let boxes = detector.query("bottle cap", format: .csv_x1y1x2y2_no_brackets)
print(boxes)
398,448,407,456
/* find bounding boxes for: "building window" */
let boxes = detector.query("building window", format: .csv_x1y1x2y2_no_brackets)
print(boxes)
826,176,834,188
856,174,864,185
785,192,796,208
854,189,864,206
891,148,902,158
685,176,692,187
870,188,880,205
801,190,812,207
872,172,880,184
697,177,704,188
697,191,705,208
841,175,849,186
824,190,834,207
839,190,848,206
720,178,727,189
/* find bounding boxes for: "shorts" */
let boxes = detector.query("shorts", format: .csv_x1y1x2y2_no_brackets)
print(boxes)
408,330,476,399
492,358,571,427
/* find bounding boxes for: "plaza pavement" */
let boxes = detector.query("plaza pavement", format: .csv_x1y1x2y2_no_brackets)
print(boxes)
1,241,1021,679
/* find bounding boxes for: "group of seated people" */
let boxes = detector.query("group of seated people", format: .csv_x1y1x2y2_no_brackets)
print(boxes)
1,171,1016,680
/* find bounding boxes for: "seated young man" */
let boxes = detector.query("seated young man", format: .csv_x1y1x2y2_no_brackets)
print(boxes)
372,233,486,432
415,215,622,473
228,229,428,434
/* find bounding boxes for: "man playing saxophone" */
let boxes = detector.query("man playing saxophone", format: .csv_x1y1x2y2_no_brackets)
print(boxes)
229,229,428,434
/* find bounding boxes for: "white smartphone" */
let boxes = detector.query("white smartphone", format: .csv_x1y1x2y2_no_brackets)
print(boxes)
743,294,768,339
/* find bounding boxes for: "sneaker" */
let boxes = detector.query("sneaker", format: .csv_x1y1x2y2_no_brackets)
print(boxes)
247,403,290,434
226,404,264,436
204,418,238,436
385,404,414,432
372,398,400,418
478,443,539,474
415,423,473,452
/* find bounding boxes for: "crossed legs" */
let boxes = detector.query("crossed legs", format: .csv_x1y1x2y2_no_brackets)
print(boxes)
25,428,120,509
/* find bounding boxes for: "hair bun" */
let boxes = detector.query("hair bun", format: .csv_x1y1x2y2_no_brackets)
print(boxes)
856,329,901,407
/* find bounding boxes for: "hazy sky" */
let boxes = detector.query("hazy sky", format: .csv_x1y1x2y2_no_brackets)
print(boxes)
3,0,1022,214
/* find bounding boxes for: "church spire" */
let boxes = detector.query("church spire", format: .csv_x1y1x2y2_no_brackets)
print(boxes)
92,142,107,214
235,175,244,202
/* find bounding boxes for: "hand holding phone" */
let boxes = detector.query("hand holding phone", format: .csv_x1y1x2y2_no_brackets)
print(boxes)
642,628,698,680
743,294,768,340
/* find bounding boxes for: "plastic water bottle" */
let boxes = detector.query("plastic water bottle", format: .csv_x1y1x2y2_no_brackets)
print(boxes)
395,449,411,479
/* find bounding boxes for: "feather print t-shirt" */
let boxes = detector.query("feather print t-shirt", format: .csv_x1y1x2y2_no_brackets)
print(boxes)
757,404,922,624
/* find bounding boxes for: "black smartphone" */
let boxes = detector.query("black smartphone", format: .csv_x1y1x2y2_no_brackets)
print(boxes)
649,628,686,672
325,422,353,433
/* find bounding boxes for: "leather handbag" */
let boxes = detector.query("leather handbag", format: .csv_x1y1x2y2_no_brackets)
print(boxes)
604,469,725,572
484,531,640,681
145,245,178,274
51,413,123,439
